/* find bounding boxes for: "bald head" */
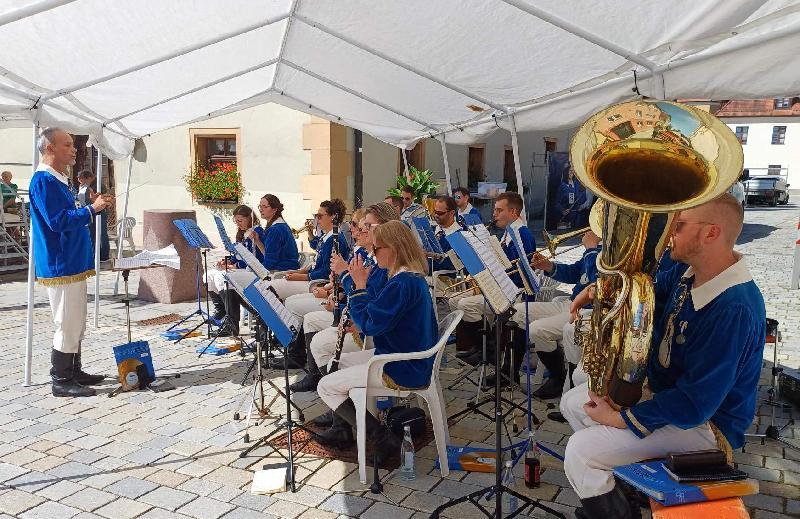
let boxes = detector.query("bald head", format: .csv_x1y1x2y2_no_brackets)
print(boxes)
694,193,743,247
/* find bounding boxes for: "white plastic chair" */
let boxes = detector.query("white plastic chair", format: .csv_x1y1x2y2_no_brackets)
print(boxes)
113,216,136,255
348,310,463,483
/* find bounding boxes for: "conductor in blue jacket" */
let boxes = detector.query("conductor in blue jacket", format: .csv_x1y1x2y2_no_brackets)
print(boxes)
317,221,438,464
29,128,110,398
560,194,765,518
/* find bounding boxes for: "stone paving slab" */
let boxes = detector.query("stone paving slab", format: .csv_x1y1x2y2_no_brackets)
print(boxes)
1,205,799,518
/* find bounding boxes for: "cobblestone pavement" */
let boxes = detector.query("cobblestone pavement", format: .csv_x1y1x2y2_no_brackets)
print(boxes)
1,204,798,519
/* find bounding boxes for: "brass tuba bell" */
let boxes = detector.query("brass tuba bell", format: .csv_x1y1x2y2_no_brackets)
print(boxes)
570,99,742,407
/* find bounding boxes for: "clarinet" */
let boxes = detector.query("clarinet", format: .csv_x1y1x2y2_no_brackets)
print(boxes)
331,214,342,326
328,255,372,374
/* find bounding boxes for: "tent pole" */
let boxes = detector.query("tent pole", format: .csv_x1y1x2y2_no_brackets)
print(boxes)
113,155,134,295
652,70,666,99
509,114,526,221
437,135,453,196
402,149,410,181
0,0,75,28
24,120,39,386
94,144,102,328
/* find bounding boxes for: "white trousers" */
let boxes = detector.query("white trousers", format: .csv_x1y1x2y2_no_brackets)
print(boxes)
510,297,571,352
310,326,361,368
560,382,717,499
304,310,334,333
46,279,87,354
270,278,311,300
285,293,326,319
317,349,378,410
204,268,227,293
451,294,486,323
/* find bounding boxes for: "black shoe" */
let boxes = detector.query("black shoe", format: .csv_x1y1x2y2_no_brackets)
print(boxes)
577,485,632,519
315,413,355,448
289,373,321,393
331,399,400,466
532,348,566,399
568,362,577,389
547,411,567,423
312,409,335,427
269,356,306,370
455,347,478,360
533,377,565,400
486,370,519,388
51,350,96,398
74,353,105,385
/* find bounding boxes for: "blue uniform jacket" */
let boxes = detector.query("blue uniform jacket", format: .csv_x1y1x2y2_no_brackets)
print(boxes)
233,230,265,269
349,271,438,389
29,169,95,285
341,256,389,301
261,221,300,271
308,232,351,281
548,246,600,300
554,181,587,215
621,258,766,450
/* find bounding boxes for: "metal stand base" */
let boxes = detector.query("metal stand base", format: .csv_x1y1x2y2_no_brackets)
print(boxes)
432,311,561,519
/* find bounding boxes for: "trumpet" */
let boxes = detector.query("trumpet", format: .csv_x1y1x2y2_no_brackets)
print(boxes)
291,219,315,238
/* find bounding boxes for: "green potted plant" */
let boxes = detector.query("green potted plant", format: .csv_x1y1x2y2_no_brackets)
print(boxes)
185,161,244,206
387,166,439,202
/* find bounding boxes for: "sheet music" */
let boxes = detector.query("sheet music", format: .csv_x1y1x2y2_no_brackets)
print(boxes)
254,280,301,332
411,217,443,255
224,270,257,296
460,232,519,312
446,249,464,271
233,243,270,280
114,245,181,270
213,215,236,253
468,223,512,269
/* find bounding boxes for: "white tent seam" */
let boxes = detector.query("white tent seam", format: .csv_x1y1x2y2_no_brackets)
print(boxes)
105,58,280,124
270,0,300,92
500,0,659,70
281,59,438,131
276,91,345,123
38,12,291,104
293,13,507,113
0,0,76,28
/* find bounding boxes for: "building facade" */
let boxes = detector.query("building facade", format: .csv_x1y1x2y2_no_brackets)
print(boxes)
716,97,800,193
1,104,571,250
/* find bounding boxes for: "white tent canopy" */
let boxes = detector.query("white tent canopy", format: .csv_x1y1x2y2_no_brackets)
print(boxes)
5,0,800,386
2,0,800,157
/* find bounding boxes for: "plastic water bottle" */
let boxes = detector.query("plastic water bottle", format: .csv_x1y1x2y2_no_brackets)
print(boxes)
400,425,416,480
501,460,518,513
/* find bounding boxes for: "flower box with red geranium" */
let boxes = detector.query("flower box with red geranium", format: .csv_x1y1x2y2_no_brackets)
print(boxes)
185,161,244,205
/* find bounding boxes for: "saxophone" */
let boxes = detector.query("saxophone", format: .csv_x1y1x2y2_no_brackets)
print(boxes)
571,100,742,407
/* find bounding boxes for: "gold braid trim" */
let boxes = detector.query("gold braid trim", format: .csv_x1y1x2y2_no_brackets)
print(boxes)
709,421,734,464
36,270,96,287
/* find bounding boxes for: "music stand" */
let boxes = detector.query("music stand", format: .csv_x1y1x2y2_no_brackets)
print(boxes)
432,232,562,519
166,219,216,342
239,278,309,492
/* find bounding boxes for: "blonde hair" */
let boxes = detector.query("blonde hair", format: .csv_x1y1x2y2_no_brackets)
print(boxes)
366,202,400,223
372,220,427,276
351,208,365,224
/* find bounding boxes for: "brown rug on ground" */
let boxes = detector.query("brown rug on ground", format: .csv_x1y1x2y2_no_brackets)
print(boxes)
136,313,182,326
268,418,437,469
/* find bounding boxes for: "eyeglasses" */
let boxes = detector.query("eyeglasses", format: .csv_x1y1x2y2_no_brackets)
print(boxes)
361,222,380,230
314,213,326,219
454,195,464,200
434,210,451,216
673,220,715,232
402,196,413,201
